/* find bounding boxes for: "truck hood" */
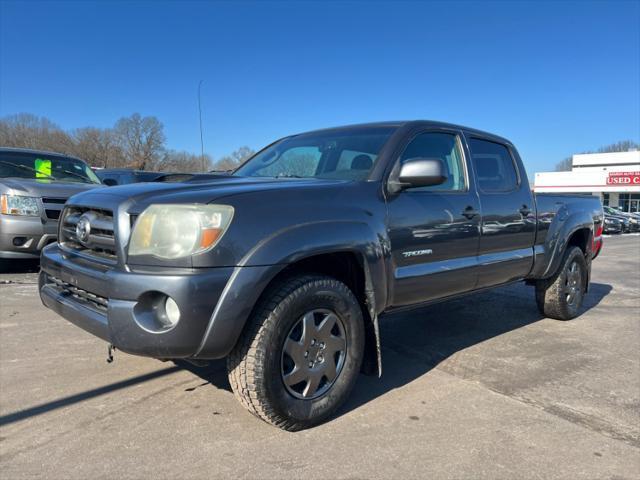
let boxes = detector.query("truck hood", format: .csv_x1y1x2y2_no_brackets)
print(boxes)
0,177,102,198
65,176,351,210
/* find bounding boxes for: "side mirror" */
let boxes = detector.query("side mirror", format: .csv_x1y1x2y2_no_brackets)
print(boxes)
389,157,447,192
102,178,118,186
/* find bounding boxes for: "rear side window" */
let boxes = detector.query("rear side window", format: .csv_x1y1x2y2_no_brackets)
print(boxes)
468,138,519,192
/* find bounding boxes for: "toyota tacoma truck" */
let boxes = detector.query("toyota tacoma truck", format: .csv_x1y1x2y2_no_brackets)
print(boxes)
39,121,604,430
1,147,102,266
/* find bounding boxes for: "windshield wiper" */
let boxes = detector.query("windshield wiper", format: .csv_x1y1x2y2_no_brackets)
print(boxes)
57,168,93,183
0,161,58,181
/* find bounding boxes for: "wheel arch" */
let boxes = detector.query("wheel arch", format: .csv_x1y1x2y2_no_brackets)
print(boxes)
531,208,595,280
257,251,383,376
195,222,386,376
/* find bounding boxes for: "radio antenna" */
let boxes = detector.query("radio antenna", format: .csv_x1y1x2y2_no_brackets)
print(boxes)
198,80,205,172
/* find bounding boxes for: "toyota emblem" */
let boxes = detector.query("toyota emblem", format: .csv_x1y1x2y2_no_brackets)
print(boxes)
76,215,91,244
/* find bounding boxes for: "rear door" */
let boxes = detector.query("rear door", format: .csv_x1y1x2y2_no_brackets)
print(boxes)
386,129,481,306
466,135,536,287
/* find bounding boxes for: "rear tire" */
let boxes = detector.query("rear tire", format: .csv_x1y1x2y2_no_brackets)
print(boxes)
227,274,365,431
535,246,587,320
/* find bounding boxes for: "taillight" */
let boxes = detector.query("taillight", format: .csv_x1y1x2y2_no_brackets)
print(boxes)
595,223,603,238
592,223,603,259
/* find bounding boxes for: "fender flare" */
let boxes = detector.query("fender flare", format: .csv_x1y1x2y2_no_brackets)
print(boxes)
195,220,387,375
535,207,594,280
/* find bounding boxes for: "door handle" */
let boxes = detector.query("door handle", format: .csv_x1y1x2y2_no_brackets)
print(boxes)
462,206,479,219
519,205,532,217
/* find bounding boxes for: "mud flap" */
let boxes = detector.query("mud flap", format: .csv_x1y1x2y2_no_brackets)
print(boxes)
362,268,382,377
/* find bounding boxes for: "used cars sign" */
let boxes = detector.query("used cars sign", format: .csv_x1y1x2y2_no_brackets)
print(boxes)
607,171,640,185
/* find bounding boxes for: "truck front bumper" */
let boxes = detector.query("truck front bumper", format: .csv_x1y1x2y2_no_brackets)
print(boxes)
39,243,266,359
0,215,57,259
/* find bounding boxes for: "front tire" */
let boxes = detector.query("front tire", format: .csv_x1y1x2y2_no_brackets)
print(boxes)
227,275,365,431
535,246,587,320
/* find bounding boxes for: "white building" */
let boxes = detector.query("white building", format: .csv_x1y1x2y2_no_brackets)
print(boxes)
534,151,640,213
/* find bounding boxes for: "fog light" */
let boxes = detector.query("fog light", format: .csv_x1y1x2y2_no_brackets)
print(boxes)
13,236,28,246
163,296,181,327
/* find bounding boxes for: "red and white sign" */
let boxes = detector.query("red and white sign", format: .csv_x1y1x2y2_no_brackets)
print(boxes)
606,171,640,185
534,151,640,193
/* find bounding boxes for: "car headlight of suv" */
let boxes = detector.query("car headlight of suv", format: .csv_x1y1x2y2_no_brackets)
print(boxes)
0,194,40,216
128,204,234,259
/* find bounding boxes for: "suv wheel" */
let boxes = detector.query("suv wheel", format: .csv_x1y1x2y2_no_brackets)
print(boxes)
227,275,365,431
535,246,587,320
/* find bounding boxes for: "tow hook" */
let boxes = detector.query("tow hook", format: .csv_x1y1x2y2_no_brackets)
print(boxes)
107,344,116,363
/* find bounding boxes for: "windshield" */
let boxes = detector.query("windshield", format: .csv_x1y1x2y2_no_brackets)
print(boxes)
233,127,396,180
605,206,622,215
0,151,101,184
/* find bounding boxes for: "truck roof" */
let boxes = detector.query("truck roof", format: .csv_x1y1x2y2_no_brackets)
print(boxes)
294,120,513,146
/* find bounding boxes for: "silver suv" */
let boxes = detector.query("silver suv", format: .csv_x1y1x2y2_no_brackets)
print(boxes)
0,148,102,263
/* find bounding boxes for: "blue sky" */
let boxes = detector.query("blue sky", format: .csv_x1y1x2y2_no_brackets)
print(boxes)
1,0,639,175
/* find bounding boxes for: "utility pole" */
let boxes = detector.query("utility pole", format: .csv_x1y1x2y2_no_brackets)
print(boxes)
198,80,205,172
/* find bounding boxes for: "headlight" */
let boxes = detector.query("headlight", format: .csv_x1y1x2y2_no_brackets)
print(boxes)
605,218,612,224
0,194,40,216
630,218,638,224
128,204,234,259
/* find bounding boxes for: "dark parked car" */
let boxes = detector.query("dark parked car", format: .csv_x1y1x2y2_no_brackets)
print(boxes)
603,206,639,233
95,168,227,186
39,121,604,430
603,214,623,234
0,148,102,263
94,168,168,186
153,172,231,183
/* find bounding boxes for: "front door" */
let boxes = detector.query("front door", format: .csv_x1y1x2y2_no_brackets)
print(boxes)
387,130,481,307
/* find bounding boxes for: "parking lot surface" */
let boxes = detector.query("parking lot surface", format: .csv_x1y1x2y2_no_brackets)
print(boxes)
1,235,639,479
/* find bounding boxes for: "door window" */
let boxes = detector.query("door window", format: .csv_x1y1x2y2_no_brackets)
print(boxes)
468,138,519,192
335,150,376,173
399,132,466,191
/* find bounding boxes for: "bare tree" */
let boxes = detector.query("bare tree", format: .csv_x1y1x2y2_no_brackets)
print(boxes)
0,113,75,155
555,157,573,171
556,140,639,172
113,113,166,170
158,150,213,172
72,127,125,168
0,112,236,173
213,146,255,171
595,140,639,153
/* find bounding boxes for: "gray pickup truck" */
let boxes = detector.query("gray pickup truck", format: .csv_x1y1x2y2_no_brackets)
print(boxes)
0,148,102,264
39,121,604,430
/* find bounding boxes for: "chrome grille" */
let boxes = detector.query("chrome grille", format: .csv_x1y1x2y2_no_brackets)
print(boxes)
46,275,108,311
59,206,117,260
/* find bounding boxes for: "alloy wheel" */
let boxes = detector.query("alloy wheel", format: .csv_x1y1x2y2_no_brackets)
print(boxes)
280,309,347,400
565,261,583,307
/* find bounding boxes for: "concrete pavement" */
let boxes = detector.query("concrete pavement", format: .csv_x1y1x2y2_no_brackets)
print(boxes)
1,235,639,479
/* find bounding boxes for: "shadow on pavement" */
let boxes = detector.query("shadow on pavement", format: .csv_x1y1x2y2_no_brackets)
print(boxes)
0,366,182,427
182,281,613,422
0,282,611,427
174,359,231,392
341,281,612,417
0,259,40,275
